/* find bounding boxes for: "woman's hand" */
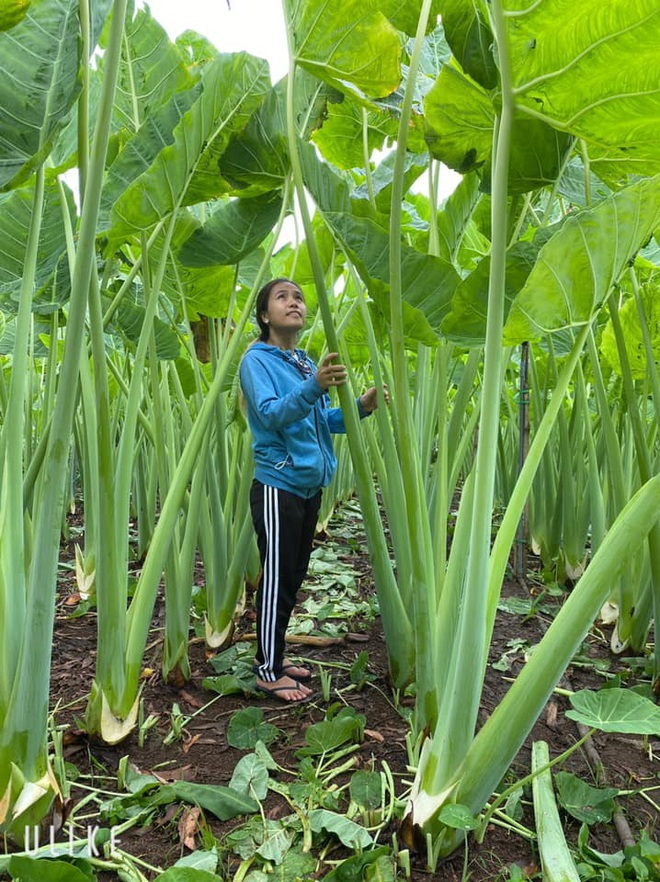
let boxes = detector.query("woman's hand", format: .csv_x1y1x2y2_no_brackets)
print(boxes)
359,384,389,414
316,353,348,390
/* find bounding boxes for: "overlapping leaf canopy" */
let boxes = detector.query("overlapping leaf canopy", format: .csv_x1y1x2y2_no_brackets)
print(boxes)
0,0,112,190
0,0,658,352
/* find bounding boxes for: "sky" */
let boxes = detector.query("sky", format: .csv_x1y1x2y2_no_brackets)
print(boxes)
145,0,289,81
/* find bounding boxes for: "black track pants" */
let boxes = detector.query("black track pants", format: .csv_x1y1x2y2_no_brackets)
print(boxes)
250,480,321,682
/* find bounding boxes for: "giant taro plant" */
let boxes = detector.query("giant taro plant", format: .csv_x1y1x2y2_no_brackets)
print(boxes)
0,0,659,862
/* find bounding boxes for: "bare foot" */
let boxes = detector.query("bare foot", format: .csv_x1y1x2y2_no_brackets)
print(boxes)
255,675,312,702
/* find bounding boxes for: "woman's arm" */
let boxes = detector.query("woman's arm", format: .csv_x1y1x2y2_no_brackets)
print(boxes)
325,385,389,433
240,354,325,429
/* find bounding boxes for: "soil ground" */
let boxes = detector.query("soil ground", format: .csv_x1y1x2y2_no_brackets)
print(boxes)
34,505,660,880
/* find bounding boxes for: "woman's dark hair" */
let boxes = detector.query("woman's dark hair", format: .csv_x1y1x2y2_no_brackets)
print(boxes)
255,277,302,341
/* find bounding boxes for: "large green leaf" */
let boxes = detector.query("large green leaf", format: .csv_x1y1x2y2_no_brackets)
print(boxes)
109,52,270,234
438,0,497,89
311,96,397,171
555,772,618,825
0,0,84,189
300,141,460,339
40,0,110,173
226,707,281,750
566,687,660,734
0,0,30,32
148,211,237,320
424,66,492,176
103,779,259,824
505,0,660,177
297,707,365,757
418,20,453,76
7,856,92,881
158,780,259,820
49,67,103,175
503,176,660,343
435,171,481,264
308,809,373,849
229,754,270,801
328,216,454,344
0,177,75,309
353,151,428,213
50,2,185,179
442,241,538,344
105,4,195,134
155,870,219,882
218,79,291,196
424,65,573,193
379,0,443,37
99,84,201,232
219,72,332,196
0,318,51,357
557,157,612,210
289,0,402,100
177,193,283,267
600,272,660,379
103,293,181,360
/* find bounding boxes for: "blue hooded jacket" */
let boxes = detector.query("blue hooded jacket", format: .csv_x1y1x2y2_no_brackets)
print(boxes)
240,342,366,498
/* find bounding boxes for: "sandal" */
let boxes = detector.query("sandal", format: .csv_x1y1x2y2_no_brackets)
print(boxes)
281,661,312,682
255,681,314,704
252,660,313,682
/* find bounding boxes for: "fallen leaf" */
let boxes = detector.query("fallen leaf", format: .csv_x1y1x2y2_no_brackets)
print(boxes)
364,729,384,742
151,765,194,783
178,806,201,851
156,804,180,827
182,734,202,754
179,690,203,709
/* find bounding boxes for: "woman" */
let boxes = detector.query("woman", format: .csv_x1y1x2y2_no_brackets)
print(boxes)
239,278,385,703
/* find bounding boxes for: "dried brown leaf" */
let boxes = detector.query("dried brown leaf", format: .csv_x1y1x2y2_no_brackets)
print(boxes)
178,805,201,851
364,728,384,742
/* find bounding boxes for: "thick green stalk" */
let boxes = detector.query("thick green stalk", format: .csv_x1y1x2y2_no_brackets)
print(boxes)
87,256,127,708
587,332,627,512
88,220,176,729
432,0,515,774
282,0,413,685
446,350,482,495
0,166,45,717
607,292,660,686
431,346,449,583
407,471,660,855
631,268,660,417
361,107,376,210
487,324,591,637
531,742,581,882
203,424,255,646
452,472,660,820
349,265,413,608
77,0,91,198
163,414,209,681
77,351,99,592
122,280,265,695
115,187,292,719
0,0,128,793
384,0,437,726
576,361,605,555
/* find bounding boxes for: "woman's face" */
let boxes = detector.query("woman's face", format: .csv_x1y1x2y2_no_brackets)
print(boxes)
261,280,307,335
